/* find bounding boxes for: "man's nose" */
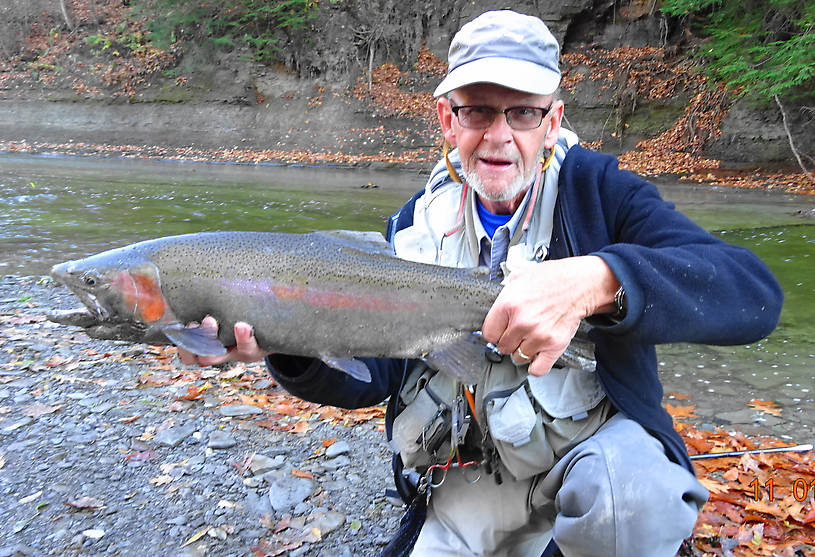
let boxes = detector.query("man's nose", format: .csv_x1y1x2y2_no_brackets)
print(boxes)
482,111,514,142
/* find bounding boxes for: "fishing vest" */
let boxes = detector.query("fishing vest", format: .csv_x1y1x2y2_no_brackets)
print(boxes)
389,130,612,483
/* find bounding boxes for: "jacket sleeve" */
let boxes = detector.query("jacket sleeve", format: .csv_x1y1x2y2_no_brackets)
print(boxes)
265,354,408,409
567,149,783,346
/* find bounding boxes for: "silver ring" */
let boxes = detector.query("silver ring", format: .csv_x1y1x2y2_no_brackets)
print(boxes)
515,347,531,361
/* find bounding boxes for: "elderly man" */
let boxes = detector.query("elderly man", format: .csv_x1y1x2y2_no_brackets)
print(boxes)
180,10,782,557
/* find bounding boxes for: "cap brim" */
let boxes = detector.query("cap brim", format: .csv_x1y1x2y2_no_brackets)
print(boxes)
433,57,560,98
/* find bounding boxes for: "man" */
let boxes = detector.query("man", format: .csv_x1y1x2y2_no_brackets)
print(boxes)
179,10,783,556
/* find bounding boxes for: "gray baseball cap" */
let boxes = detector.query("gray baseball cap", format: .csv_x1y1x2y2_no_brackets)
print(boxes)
433,10,561,98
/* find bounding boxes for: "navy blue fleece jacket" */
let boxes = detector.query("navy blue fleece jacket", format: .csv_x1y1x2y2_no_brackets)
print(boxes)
266,146,783,472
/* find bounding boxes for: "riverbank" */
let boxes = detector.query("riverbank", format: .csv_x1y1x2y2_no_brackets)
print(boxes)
1,276,813,556
2,135,814,197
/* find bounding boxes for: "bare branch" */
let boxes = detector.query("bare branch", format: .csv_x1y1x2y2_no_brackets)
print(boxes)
775,95,815,182
59,0,75,31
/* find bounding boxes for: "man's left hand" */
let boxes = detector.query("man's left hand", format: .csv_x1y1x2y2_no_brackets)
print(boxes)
481,255,619,376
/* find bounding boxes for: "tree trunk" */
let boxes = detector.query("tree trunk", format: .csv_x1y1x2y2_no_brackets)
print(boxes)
774,95,815,182
59,0,75,30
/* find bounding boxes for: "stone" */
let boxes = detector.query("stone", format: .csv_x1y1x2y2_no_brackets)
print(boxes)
266,473,315,512
207,430,236,449
249,454,284,475
305,511,346,535
325,440,351,458
154,425,195,448
218,405,263,417
321,455,350,470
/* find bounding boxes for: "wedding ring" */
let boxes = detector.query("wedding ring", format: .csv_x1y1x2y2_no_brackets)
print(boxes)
515,346,531,361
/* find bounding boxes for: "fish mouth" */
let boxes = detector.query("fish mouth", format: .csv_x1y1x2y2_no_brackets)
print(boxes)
48,264,111,324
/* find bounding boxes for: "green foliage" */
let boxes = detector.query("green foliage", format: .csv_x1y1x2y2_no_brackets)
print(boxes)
133,0,318,64
662,0,815,102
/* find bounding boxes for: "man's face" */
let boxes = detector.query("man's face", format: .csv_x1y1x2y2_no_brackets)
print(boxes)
438,83,563,207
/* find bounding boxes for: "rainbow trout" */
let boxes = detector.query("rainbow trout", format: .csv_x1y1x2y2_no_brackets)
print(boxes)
47,230,595,383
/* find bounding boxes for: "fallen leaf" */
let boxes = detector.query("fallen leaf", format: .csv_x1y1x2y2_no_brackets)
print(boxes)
698,476,730,495
123,450,157,463
322,438,336,448
665,403,697,419
291,469,313,480
21,403,61,418
148,474,174,486
748,399,782,416
65,496,105,510
181,527,209,547
290,420,312,434
18,490,42,504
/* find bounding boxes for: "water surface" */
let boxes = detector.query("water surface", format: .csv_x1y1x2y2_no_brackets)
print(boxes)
1,152,812,430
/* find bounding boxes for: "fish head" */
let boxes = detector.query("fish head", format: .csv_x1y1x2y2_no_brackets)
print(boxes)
48,246,173,339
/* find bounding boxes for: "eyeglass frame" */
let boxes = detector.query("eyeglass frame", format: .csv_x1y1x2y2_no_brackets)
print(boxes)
450,104,553,130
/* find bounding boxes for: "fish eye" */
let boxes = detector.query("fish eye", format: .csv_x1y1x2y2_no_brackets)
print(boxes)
83,274,98,287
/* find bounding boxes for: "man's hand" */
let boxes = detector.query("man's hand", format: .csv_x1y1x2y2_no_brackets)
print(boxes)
481,256,619,376
176,316,271,366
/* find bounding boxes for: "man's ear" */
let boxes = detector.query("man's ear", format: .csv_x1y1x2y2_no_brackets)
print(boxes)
437,97,457,147
543,99,565,150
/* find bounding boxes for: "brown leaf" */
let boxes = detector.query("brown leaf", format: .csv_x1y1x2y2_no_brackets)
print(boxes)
64,496,105,510
747,399,782,416
291,469,313,480
289,420,312,434
22,403,61,418
665,403,696,419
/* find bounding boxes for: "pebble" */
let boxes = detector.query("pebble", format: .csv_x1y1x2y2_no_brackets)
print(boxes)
218,404,263,417
207,430,236,449
249,454,285,475
154,425,195,448
265,472,316,512
325,440,351,458
306,511,346,535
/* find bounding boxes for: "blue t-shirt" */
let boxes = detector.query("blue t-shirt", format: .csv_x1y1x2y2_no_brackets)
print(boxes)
476,197,513,239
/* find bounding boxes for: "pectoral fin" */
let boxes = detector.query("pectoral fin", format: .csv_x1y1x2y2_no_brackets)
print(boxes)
425,332,492,385
320,355,372,383
162,323,227,356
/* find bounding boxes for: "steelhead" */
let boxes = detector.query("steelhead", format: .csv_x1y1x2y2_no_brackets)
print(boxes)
47,230,595,383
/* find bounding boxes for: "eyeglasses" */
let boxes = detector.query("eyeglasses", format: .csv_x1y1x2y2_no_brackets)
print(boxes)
451,105,551,130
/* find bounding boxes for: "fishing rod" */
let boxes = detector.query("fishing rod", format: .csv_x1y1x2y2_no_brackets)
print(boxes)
689,443,813,460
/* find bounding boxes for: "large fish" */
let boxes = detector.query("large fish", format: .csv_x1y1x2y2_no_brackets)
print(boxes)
47,230,595,384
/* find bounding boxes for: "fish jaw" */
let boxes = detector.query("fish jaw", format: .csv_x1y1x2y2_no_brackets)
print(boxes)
50,260,112,321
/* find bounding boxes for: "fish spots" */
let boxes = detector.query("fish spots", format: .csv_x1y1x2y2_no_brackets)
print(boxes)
220,279,419,312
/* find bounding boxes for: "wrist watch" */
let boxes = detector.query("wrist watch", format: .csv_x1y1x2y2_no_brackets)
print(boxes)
612,285,627,319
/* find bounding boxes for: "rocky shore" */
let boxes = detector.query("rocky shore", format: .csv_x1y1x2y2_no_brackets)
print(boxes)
0,275,401,557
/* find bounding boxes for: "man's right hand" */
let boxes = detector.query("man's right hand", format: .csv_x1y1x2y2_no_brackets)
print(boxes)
176,316,271,366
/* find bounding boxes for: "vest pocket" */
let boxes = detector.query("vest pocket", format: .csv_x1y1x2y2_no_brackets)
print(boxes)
479,362,611,482
485,385,556,481
391,370,457,469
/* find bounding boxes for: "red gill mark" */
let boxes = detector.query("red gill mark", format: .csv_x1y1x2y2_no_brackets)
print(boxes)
113,270,167,323
112,270,138,316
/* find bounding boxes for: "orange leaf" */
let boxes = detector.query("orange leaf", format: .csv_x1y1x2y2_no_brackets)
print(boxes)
698,476,730,495
665,403,697,419
747,399,782,416
290,420,312,434
291,469,313,480
322,438,336,447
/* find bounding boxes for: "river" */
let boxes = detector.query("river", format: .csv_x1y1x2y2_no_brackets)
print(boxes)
1,152,812,437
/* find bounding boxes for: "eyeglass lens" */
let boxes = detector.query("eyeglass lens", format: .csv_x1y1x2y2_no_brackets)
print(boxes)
453,106,547,130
